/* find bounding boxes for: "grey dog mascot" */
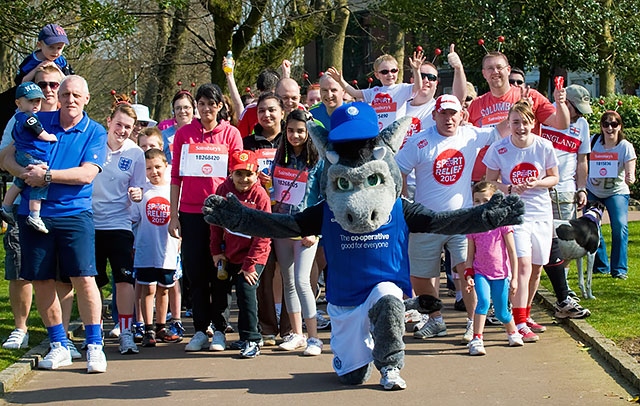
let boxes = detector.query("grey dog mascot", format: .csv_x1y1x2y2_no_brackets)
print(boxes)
203,102,524,390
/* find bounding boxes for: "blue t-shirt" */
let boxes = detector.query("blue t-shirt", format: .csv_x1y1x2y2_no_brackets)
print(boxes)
321,198,412,306
309,103,331,130
12,111,54,162
15,52,72,85
18,111,107,217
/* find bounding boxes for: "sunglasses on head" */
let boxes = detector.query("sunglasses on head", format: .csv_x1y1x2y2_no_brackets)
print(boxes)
509,79,524,86
602,121,619,128
420,73,438,82
378,68,399,75
37,81,60,90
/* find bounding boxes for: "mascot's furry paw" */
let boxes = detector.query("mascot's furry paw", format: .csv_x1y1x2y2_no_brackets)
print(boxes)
202,193,244,229
404,295,442,314
482,192,525,228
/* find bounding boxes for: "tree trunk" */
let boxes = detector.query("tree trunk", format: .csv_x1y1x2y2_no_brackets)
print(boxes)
388,23,405,81
321,0,350,70
143,3,172,113
152,6,189,121
598,0,616,96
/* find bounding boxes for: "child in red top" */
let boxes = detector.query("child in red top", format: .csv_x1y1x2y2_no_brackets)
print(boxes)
210,150,272,358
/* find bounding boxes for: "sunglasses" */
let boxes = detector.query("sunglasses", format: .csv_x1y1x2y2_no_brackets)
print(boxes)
37,81,60,90
378,68,399,75
602,121,620,128
136,121,150,128
509,79,524,86
420,73,438,82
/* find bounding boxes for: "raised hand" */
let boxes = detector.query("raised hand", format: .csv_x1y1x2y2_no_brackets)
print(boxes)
447,43,463,70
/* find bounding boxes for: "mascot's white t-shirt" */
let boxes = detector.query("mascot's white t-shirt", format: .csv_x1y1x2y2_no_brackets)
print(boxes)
395,125,498,211
540,116,590,192
483,136,558,222
362,83,413,131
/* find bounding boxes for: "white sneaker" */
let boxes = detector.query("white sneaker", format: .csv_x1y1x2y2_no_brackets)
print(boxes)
209,330,226,351
67,338,82,360
379,366,406,390
468,337,486,356
86,344,107,373
462,319,474,343
278,333,307,351
2,328,29,349
118,330,139,354
404,309,422,323
185,331,209,352
109,322,121,338
26,215,48,233
303,337,323,356
39,342,72,370
507,331,524,347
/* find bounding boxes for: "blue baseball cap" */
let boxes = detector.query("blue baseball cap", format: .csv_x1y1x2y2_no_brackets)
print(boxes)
329,102,379,143
38,24,69,45
16,82,45,100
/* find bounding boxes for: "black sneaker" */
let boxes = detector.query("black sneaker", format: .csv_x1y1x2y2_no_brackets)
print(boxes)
142,330,156,347
453,298,466,312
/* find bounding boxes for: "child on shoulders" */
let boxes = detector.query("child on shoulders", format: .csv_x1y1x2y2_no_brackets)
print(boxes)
16,24,74,85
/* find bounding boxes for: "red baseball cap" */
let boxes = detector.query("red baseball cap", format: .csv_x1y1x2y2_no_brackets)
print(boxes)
229,150,259,172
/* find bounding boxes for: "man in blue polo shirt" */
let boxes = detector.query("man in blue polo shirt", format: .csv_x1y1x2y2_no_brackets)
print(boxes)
309,73,345,130
0,75,108,373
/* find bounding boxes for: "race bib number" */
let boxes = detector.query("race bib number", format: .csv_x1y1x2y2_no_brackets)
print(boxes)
256,148,277,175
272,166,308,206
589,151,618,178
179,143,228,177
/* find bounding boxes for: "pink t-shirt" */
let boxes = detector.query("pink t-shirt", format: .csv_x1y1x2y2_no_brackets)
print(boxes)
468,226,513,280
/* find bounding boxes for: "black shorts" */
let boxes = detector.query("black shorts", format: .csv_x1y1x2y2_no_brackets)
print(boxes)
135,267,177,287
95,229,135,287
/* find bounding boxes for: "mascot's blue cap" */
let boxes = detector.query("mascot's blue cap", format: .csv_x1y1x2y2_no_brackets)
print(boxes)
328,102,379,143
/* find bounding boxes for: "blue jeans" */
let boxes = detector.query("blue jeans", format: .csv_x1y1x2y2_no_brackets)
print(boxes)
587,192,629,277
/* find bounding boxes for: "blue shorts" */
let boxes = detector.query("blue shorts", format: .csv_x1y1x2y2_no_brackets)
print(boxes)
14,150,49,201
136,268,177,288
18,211,97,281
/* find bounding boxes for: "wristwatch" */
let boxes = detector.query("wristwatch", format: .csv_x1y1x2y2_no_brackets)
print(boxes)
44,170,52,184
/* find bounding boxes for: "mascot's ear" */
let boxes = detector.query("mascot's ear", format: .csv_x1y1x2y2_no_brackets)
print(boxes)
307,120,329,158
379,116,412,153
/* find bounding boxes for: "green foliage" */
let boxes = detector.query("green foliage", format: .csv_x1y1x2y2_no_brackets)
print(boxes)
372,0,640,94
587,94,640,132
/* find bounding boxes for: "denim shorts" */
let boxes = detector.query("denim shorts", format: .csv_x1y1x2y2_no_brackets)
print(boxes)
18,211,97,281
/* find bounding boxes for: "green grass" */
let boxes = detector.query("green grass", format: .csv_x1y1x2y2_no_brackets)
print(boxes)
540,220,640,342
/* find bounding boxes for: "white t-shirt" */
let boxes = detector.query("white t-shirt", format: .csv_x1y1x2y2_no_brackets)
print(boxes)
362,83,413,131
483,136,559,222
540,116,590,192
92,138,146,230
131,182,180,269
395,125,498,211
404,99,436,137
587,138,637,198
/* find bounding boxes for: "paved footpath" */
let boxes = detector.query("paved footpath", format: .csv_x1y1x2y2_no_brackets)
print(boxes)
1,288,636,405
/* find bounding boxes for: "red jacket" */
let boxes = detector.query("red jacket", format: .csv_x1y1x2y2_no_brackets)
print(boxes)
209,177,272,273
170,119,243,213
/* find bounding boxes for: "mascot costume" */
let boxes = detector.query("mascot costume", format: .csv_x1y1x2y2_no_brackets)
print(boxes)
203,102,524,390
